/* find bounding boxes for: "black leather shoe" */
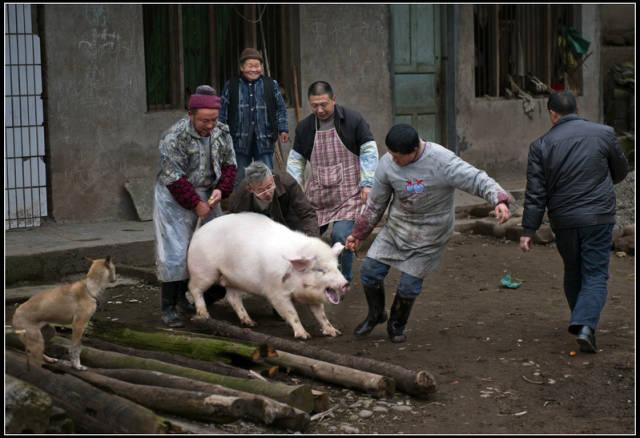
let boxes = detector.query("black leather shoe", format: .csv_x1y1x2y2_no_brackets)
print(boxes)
354,283,387,337
576,325,597,353
387,294,416,343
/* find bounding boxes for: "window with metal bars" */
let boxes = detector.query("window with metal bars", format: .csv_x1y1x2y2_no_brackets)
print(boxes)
5,3,48,229
142,4,300,111
474,5,583,98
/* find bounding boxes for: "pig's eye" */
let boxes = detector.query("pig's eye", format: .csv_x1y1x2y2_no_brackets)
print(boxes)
313,268,326,274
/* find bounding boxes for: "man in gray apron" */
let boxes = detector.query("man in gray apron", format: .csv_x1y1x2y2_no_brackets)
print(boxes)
346,124,511,343
286,81,379,284
153,85,237,328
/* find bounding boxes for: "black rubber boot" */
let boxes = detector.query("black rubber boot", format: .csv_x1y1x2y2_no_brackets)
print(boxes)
387,294,416,343
354,283,387,337
175,280,196,316
161,282,185,328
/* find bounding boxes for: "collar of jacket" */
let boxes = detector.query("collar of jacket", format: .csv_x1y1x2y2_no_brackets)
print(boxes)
552,113,583,129
314,104,345,130
240,75,263,85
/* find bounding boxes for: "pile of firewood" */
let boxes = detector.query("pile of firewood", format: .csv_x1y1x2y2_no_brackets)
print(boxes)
6,319,437,433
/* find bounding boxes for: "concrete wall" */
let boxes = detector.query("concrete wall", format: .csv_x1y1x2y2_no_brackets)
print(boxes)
43,5,184,223
455,5,602,176
43,4,393,223
298,5,393,155
600,4,635,34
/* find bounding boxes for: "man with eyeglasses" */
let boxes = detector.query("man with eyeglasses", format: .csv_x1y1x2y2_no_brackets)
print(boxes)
228,161,320,238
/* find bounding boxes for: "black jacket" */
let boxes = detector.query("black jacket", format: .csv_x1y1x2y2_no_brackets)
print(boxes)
522,115,629,235
292,104,375,160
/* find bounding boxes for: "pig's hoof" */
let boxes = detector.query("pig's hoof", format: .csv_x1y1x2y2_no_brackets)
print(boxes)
241,319,257,327
192,313,210,321
72,364,88,371
294,331,311,340
323,327,342,337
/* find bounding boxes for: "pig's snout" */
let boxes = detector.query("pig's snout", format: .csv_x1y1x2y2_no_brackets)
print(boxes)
339,283,349,296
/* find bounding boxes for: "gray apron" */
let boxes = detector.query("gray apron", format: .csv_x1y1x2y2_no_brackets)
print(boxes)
154,183,222,282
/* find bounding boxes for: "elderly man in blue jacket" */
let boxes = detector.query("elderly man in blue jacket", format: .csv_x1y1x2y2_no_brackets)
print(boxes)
520,91,629,354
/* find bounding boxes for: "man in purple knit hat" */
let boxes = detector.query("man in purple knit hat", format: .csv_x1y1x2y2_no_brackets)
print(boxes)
153,85,237,327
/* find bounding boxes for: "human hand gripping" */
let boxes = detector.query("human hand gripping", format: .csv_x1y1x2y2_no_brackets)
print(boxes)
494,202,510,224
520,236,533,252
208,189,222,207
345,235,360,252
194,201,211,219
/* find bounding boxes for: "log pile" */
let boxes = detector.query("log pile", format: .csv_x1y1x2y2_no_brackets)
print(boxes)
6,317,438,433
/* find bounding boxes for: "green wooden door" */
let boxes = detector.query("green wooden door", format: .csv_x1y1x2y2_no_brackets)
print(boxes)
391,4,442,143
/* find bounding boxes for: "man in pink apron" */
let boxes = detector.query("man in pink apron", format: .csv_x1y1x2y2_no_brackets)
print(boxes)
286,81,379,285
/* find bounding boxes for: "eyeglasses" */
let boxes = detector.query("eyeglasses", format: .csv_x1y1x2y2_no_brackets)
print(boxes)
251,179,276,197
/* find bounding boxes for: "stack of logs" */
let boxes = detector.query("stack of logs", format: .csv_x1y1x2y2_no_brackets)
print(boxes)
6,318,437,434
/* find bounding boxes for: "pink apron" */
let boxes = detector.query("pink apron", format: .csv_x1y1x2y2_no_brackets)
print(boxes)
305,127,363,226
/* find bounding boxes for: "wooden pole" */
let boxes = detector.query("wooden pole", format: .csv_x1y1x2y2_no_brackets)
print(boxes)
49,335,315,412
191,319,437,398
6,350,170,434
89,368,310,431
83,337,263,380
48,365,251,424
268,349,395,398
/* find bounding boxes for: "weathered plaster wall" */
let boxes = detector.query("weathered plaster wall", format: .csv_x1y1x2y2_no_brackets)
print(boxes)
298,5,393,154
43,5,183,223
455,5,603,175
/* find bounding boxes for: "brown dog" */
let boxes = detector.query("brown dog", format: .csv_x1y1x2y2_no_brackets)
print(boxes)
12,257,117,370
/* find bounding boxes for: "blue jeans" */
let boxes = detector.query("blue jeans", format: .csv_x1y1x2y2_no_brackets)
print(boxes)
553,223,614,333
234,128,274,188
320,220,354,283
360,257,424,299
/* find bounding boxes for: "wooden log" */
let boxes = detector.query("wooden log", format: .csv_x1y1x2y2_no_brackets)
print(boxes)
267,349,394,398
89,368,309,431
83,337,259,380
47,336,314,413
5,374,53,434
45,363,247,424
5,350,170,434
87,321,262,364
311,389,330,414
191,318,437,398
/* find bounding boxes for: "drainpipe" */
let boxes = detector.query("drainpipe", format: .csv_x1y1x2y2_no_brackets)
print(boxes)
446,5,459,155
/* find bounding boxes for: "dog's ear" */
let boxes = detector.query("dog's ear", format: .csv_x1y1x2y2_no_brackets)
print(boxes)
85,256,94,264
105,255,112,265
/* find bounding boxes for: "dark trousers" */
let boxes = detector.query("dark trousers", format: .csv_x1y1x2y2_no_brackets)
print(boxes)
553,223,614,333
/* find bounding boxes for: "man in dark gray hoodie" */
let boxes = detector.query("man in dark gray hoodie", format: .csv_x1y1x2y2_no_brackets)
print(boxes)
520,91,629,353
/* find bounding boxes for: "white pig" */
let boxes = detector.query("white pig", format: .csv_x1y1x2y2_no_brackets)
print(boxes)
187,212,349,339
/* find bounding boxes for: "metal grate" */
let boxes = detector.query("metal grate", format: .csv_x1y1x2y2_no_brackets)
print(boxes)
5,3,48,229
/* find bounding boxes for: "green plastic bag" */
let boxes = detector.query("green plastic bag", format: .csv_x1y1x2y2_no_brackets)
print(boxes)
500,274,522,289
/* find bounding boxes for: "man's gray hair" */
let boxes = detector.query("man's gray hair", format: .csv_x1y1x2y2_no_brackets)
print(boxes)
245,161,272,186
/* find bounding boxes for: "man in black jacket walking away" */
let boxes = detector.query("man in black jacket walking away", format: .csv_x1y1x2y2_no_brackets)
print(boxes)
520,91,629,353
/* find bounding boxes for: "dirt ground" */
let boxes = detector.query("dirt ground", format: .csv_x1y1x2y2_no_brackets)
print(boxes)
6,232,636,434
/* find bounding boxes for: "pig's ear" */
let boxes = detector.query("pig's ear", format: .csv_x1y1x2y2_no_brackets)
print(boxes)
287,256,316,272
331,242,345,256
